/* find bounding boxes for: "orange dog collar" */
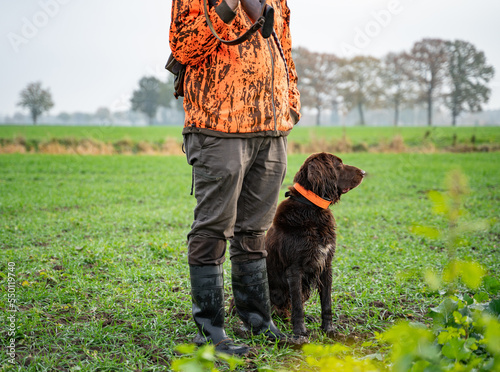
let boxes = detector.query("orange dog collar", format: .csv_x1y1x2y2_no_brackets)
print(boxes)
293,183,332,209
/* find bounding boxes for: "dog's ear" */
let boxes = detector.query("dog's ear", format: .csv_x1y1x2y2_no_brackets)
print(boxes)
294,153,341,202
307,158,331,196
311,155,340,202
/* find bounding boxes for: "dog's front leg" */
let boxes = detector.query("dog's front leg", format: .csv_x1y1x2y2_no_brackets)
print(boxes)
319,266,335,336
286,268,308,336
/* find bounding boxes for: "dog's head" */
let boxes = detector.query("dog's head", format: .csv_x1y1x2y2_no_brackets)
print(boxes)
293,152,365,204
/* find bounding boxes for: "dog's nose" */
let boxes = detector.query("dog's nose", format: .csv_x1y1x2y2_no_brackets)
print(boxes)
361,170,366,176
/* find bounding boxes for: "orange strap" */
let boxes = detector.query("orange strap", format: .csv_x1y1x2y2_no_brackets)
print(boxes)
293,183,332,209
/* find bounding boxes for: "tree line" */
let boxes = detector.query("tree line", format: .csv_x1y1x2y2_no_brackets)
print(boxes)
15,38,494,126
294,38,495,126
15,76,183,126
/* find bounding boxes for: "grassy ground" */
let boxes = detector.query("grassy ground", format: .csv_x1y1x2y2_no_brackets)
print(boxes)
1,150,499,371
0,125,181,143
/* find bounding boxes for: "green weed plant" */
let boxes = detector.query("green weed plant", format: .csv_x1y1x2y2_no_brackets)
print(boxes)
171,344,243,372
300,170,500,371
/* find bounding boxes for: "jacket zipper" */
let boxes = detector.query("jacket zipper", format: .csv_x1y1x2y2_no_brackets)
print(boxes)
267,39,277,132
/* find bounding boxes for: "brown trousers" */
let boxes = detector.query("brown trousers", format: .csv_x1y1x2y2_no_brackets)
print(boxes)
184,133,287,265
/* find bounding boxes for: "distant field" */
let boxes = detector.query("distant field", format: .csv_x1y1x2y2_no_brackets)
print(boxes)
0,125,181,142
1,125,500,154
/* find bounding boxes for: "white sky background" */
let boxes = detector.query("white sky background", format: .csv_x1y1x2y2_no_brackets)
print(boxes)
1,0,500,117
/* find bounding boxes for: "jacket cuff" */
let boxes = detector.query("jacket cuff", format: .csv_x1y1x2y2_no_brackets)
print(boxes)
216,1,237,24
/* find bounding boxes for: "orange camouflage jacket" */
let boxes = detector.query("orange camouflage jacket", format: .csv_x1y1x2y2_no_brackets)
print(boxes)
169,0,301,136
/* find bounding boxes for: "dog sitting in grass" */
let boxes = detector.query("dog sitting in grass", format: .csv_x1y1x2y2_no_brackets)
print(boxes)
265,152,365,338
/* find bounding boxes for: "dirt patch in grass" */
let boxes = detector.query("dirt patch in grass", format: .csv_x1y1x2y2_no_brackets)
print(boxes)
0,136,184,155
2,134,500,155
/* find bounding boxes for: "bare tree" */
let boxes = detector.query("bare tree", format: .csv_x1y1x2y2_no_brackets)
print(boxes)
293,47,340,125
408,38,448,126
445,40,495,126
381,52,419,126
338,56,383,125
17,82,54,125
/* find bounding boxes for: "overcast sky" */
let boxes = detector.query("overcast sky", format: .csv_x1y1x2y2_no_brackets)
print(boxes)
1,0,500,118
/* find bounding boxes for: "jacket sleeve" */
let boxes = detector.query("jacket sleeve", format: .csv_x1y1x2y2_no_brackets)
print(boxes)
280,0,301,123
169,0,237,66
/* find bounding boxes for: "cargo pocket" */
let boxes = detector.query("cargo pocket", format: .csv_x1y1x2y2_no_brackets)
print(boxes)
193,167,222,183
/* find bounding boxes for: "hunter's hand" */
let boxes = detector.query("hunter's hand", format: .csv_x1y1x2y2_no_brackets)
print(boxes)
225,0,239,11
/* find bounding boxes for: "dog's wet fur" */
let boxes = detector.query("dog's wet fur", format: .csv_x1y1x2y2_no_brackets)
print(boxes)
265,152,365,338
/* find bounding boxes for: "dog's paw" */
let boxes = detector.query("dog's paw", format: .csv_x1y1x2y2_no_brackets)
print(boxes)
321,323,336,338
292,326,308,338
290,335,309,346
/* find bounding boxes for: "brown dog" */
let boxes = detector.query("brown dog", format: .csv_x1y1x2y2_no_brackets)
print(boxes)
265,152,365,338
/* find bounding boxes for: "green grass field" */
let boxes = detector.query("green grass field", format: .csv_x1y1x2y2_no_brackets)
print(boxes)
1,142,499,370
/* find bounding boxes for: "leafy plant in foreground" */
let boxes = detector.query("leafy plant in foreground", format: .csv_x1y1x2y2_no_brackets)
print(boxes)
377,170,500,371
302,170,500,372
302,343,379,371
412,169,491,293
171,344,244,372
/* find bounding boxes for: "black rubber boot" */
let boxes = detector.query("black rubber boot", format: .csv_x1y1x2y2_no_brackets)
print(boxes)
190,264,249,356
231,258,288,342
